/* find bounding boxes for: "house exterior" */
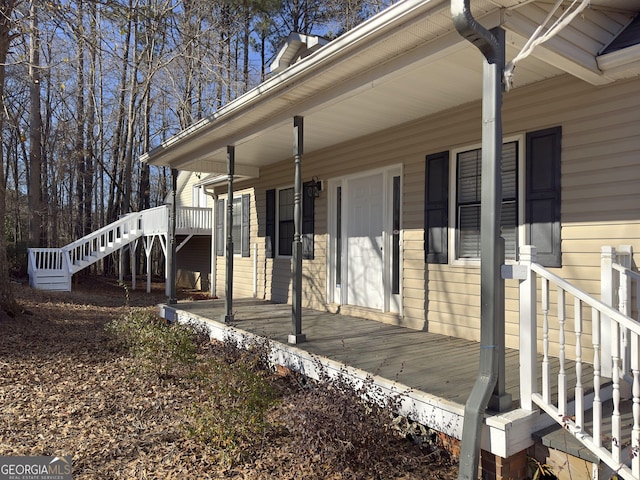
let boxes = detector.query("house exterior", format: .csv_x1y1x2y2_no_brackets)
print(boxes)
147,0,640,343
142,0,640,477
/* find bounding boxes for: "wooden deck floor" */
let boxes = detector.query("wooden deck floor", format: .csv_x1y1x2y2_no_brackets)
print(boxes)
168,297,592,411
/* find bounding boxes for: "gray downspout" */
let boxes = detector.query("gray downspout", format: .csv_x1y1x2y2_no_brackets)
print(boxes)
451,2,510,479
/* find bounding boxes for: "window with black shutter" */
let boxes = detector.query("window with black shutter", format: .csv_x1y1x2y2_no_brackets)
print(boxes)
425,127,561,266
455,141,518,260
216,194,251,257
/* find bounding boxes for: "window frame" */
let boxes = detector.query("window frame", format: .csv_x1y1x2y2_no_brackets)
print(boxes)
192,185,208,208
448,135,525,266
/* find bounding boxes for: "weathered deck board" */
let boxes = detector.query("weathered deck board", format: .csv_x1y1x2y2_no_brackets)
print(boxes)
170,298,598,411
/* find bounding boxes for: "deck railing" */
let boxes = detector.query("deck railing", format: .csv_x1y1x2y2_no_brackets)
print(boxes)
176,206,212,233
28,205,212,290
512,245,640,479
140,205,169,234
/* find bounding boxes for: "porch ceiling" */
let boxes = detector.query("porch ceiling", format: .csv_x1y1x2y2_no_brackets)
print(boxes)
141,0,638,175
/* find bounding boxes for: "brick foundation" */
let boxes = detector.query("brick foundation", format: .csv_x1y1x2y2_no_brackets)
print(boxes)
480,449,529,480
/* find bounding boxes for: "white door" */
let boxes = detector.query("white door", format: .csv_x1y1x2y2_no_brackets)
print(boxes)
346,173,384,310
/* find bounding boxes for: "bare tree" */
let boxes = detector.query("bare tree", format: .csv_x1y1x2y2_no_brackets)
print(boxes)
0,0,21,315
28,2,44,247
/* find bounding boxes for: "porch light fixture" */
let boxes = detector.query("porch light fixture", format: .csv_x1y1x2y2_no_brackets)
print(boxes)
307,176,322,198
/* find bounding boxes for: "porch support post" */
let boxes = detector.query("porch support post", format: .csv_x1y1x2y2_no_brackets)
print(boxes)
519,245,537,411
130,238,137,291
289,115,306,344
224,146,235,323
168,168,178,304
145,236,152,294
601,245,615,378
483,28,510,414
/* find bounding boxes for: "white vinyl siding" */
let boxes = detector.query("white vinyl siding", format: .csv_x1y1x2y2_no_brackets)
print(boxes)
221,74,639,340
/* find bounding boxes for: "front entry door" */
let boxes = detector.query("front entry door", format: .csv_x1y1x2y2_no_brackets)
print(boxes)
346,173,384,310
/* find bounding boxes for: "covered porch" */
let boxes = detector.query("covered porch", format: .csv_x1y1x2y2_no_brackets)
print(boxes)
159,296,598,472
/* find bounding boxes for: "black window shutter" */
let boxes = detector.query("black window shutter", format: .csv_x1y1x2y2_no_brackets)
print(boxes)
265,189,275,259
216,199,225,257
302,181,315,260
526,126,562,267
425,151,449,264
241,194,250,257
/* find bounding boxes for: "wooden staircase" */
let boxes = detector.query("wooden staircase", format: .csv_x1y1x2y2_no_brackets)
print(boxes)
28,209,160,291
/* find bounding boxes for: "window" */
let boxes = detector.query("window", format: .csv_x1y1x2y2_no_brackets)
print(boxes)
424,126,561,267
192,185,207,207
278,187,294,256
216,194,250,257
456,141,518,260
232,197,242,255
265,184,316,260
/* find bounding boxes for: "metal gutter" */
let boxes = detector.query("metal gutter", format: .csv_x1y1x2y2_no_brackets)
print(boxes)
451,1,508,479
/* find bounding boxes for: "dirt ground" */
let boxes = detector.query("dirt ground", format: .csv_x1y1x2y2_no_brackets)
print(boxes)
0,276,459,479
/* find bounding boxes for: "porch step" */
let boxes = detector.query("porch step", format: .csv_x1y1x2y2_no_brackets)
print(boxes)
532,398,633,479
533,423,599,464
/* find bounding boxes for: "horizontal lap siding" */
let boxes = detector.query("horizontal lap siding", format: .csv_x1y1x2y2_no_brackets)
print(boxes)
176,171,210,207
216,75,639,344
424,75,640,349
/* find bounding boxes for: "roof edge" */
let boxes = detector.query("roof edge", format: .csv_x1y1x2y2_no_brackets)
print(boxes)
141,0,446,166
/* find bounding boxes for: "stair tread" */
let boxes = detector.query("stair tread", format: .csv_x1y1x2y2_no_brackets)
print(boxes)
532,398,633,464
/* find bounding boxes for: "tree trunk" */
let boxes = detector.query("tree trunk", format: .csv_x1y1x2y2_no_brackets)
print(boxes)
28,2,44,247
74,0,87,240
0,0,19,315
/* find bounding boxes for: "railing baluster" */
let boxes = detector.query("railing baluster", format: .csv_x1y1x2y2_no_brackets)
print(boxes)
592,308,602,448
542,277,551,405
620,268,630,379
612,318,622,463
558,288,567,417
574,298,584,431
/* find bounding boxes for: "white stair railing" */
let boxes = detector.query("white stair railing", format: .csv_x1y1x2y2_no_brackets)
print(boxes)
27,248,72,290
64,211,146,273
27,205,212,291
512,245,640,480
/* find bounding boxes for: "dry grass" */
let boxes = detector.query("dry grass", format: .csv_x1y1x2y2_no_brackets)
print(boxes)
0,276,459,479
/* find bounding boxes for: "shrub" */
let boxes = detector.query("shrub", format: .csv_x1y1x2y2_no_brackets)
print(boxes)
185,356,278,464
104,309,205,378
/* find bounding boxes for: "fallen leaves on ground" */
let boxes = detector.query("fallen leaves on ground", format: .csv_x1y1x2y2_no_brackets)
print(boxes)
0,277,459,479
